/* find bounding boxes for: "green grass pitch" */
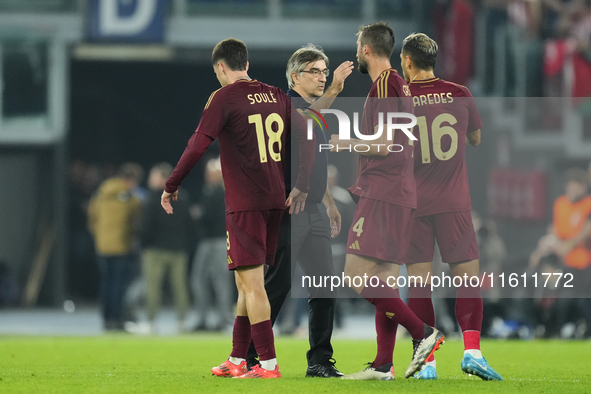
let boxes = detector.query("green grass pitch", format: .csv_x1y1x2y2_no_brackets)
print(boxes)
1,335,590,393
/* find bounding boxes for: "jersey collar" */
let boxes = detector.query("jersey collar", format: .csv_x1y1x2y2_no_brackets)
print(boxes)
410,77,439,84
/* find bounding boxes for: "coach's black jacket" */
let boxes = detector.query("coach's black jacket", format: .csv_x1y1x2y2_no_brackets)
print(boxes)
285,89,329,208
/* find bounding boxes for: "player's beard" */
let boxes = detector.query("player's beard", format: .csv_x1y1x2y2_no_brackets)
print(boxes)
358,56,369,74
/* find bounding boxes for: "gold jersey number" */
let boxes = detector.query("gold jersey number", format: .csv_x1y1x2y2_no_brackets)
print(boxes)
249,113,284,163
353,217,365,237
412,113,459,163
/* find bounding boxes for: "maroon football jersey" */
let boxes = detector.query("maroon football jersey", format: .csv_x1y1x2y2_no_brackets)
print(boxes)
167,79,312,213
348,69,416,208
408,78,482,216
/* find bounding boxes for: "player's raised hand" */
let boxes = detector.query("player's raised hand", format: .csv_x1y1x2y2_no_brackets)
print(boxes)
329,61,354,94
161,190,178,214
286,187,308,215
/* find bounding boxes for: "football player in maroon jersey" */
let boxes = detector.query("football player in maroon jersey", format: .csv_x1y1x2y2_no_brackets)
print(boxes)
399,32,502,381
330,22,445,380
161,38,314,379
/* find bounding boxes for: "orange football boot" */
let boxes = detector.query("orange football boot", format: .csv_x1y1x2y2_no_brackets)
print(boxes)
234,364,282,379
211,359,248,377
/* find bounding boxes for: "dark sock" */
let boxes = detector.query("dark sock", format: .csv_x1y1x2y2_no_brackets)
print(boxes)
408,284,435,361
361,280,424,339
251,320,276,361
408,284,435,326
229,316,251,359
372,288,400,367
455,286,483,333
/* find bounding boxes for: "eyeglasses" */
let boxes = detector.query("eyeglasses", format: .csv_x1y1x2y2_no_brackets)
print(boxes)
300,68,330,78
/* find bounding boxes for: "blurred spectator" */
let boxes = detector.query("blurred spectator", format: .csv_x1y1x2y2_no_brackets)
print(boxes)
542,0,572,39
508,0,543,37
0,260,19,307
562,0,591,55
541,0,591,97
551,167,591,267
68,160,100,298
139,163,193,334
475,216,507,279
88,163,143,331
473,212,509,335
435,0,477,85
191,158,234,331
480,1,510,94
527,251,563,337
528,167,591,337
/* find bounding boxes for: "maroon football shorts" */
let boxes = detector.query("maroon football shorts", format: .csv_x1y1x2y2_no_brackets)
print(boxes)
225,209,284,270
346,197,414,264
405,210,479,264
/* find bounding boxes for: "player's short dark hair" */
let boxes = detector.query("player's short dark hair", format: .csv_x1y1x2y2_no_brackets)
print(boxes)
119,163,144,183
564,167,588,187
211,38,248,71
402,33,438,71
286,44,329,88
357,22,395,58
151,162,173,179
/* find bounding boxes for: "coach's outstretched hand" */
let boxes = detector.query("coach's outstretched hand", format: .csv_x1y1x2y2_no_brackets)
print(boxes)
161,190,178,214
328,61,354,95
286,187,308,215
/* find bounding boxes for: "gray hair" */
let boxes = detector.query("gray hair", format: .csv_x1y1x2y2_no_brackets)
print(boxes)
286,44,329,89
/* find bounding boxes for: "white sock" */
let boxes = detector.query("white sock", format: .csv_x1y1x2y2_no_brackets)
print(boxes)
260,358,278,370
228,357,245,365
464,349,483,359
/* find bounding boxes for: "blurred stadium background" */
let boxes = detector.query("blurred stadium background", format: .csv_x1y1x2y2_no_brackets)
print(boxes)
0,0,590,341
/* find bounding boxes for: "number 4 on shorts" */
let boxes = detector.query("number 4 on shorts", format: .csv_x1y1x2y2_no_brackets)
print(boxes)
353,217,364,237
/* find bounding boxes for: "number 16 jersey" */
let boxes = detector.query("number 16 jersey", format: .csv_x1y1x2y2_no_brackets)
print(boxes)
408,78,482,217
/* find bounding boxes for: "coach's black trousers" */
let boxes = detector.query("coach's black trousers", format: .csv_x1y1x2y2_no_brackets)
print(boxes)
247,205,336,366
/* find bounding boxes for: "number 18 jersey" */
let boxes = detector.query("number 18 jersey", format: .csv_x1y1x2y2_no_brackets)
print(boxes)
168,79,310,214
408,78,482,217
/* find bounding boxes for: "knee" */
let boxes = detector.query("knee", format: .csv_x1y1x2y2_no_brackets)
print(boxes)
235,269,264,295
344,260,359,279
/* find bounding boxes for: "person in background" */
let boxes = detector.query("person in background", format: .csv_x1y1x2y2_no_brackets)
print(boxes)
139,162,193,334
528,168,591,338
192,157,234,332
89,163,143,331
0,260,19,307
552,168,591,273
550,167,591,337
